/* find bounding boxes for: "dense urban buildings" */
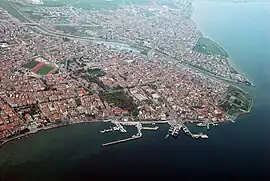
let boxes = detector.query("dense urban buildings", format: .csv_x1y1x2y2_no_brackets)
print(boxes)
0,0,252,141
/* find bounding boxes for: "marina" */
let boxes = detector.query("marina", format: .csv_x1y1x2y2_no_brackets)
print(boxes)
101,121,143,147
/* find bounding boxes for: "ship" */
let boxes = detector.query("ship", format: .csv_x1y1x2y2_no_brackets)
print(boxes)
199,132,208,139
172,128,179,137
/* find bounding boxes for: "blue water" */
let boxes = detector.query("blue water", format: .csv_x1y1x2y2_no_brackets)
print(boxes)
1,1,270,181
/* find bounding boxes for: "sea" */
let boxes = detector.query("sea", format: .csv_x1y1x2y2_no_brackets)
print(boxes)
0,1,270,181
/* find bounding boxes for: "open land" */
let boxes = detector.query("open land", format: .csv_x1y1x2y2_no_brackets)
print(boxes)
0,0,253,144
193,37,229,57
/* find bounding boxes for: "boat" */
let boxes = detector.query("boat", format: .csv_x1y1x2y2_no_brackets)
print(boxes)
100,130,106,134
200,134,209,139
168,126,174,133
173,130,179,137
199,132,209,139
165,134,169,139
196,122,207,127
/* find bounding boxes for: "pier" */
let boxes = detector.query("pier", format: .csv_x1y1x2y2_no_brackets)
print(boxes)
141,126,159,130
102,135,141,147
168,124,182,137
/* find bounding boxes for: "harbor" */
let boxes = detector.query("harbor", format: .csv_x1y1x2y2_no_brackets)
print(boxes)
100,119,209,147
101,121,143,147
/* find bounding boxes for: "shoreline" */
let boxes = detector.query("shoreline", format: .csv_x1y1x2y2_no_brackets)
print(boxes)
191,1,256,88
0,120,102,149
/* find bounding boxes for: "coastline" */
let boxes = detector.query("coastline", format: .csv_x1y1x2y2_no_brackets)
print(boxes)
191,1,256,87
0,0,255,150
0,120,102,149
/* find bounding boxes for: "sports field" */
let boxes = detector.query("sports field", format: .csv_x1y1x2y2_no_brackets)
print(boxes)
23,60,40,69
36,64,54,75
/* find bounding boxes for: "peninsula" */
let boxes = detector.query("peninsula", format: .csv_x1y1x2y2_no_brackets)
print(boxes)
0,0,253,145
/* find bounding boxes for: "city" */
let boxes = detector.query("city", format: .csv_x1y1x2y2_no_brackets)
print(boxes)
0,0,252,146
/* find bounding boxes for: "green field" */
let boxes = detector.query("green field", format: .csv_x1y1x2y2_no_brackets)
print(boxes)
54,25,101,37
219,86,252,116
0,0,30,22
24,0,180,9
23,60,40,69
193,37,229,57
36,64,54,75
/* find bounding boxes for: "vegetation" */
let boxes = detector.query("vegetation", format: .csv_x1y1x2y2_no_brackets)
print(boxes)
23,60,40,69
36,64,54,75
54,25,101,37
219,86,252,116
34,0,181,10
193,37,229,57
87,68,106,77
100,89,138,116
22,10,49,21
0,1,30,22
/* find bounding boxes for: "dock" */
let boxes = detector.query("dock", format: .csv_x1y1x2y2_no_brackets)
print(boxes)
182,124,208,139
182,124,192,136
114,122,127,133
167,124,182,137
100,120,127,134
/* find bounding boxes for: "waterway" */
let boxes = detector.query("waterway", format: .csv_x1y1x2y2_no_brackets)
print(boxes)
0,1,270,180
